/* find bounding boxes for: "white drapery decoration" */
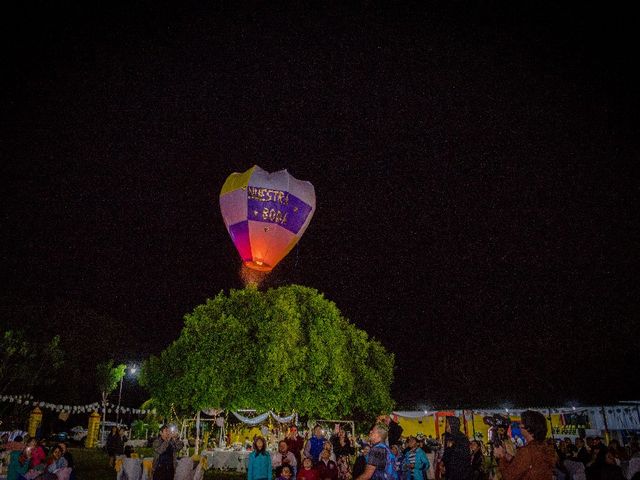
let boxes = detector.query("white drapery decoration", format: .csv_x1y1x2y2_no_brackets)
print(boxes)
230,410,297,425
232,411,271,425
271,412,298,424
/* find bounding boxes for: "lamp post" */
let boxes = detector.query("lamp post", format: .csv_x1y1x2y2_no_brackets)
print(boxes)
116,365,137,425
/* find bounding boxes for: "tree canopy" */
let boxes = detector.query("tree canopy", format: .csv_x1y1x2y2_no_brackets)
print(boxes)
96,360,126,399
0,329,64,395
1,300,143,404
140,285,394,419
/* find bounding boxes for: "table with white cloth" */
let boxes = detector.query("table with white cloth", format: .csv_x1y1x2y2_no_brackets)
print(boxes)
201,449,250,472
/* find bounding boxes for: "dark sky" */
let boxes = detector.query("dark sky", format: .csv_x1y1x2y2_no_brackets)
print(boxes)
2,1,638,409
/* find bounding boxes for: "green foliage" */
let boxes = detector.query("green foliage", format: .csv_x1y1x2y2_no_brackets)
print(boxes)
140,285,394,418
96,360,126,398
0,329,64,394
1,301,144,404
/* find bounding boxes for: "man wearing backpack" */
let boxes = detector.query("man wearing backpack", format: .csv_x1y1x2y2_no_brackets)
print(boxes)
356,423,398,480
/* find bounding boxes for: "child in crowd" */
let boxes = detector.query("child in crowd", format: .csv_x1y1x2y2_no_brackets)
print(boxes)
277,465,294,480
297,457,319,480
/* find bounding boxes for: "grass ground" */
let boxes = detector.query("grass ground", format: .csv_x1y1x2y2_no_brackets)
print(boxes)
70,448,245,480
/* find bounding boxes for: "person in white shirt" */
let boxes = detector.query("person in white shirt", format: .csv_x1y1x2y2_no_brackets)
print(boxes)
273,440,298,477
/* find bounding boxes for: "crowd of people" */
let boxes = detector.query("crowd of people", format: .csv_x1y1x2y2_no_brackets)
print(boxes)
244,412,640,480
248,424,357,480
0,434,74,480
4,412,639,480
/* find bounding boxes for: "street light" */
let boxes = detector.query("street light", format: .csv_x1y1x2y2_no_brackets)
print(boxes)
116,365,138,425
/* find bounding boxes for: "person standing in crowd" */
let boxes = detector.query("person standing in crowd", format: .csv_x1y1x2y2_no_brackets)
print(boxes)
353,444,371,480
376,416,404,447
494,410,556,480
273,440,298,477
332,427,355,480
29,438,47,469
355,423,397,480
277,465,295,480
627,441,640,480
7,440,30,480
442,417,472,480
107,426,122,467
391,445,403,479
592,438,608,457
323,442,337,462
286,427,306,467
587,441,608,475
558,440,569,463
564,438,577,457
248,436,272,480
469,441,484,480
586,448,627,480
43,445,69,480
573,438,591,465
607,440,628,463
403,436,430,480
298,457,320,480
57,442,73,470
317,448,339,480
305,426,327,464
152,425,184,480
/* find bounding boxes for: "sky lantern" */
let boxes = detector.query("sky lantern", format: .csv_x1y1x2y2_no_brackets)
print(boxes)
219,165,316,272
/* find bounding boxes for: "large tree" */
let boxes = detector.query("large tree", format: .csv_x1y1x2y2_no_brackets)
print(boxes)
1,300,143,404
0,329,64,395
140,285,394,418
96,360,126,435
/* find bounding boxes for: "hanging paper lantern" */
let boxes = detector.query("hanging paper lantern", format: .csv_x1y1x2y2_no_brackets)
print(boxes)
220,165,316,271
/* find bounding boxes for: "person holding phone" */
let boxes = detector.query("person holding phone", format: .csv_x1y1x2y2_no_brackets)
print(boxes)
152,424,184,480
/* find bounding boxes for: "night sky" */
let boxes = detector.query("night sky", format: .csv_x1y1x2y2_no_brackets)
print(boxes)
2,2,638,409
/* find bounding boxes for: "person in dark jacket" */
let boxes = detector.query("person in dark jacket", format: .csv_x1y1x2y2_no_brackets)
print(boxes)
441,417,472,480
573,438,591,465
152,424,184,480
106,426,122,467
332,428,355,480
317,449,339,480
353,445,370,480
286,427,306,467
388,420,403,447
470,441,484,480
589,452,626,480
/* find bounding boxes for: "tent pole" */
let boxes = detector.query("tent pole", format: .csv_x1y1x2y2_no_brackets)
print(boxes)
195,411,201,455
601,406,610,444
471,411,476,439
